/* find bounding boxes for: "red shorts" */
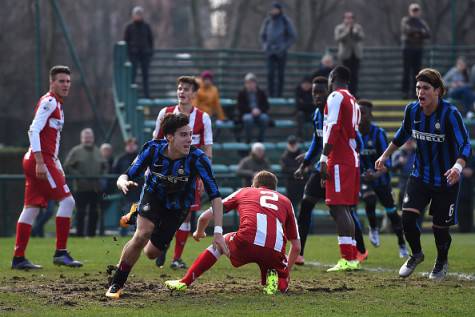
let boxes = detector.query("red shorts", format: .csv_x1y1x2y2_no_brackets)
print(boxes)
225,232,289,292
23,151,71,208
190,178,202,212
325,163,359,206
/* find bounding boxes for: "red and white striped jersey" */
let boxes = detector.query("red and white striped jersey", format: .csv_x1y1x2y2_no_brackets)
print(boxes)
153,105,213,146
27,92,64,158
223,187,299,254
323,89,360,167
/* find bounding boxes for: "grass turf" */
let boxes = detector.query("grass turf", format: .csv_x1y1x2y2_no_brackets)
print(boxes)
0,233,474,316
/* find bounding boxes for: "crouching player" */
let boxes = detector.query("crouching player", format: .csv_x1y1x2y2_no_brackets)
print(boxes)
165,171,301,294
106,113,228,299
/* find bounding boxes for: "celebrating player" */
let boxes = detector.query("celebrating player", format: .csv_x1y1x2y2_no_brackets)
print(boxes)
12,65,82,270
358,99,408,257
320,66,361,272
375,68,471,280
165,171,301,294
106,114,226,299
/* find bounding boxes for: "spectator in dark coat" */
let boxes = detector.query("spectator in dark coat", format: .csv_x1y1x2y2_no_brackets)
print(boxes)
236,143,272,187
259,2,297,97
295,76,315,139
280,136,305,208
236,73,270,143
312,53,335,79
124,6,154,98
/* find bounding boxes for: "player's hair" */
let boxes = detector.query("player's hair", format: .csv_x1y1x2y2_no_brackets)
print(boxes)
252,171,278,190
358,99,373,109
177,76,200,92
329,65,351,85
416,68,446,97
161,113,190,136
312,76,328,93
49,65,71,80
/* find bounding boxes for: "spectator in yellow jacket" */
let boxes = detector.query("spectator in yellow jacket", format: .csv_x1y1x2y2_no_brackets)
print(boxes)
194,71,227,121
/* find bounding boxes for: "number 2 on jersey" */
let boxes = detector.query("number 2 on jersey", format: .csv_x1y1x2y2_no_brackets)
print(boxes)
259,191,278,211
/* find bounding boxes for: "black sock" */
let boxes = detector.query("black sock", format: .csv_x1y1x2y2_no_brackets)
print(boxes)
433,226,451,262
297,198,315,256
12,256,26,264
365,196,377,229
402,211,422,255
387,212,406,246
54,250,68,257
351,209,366,253
112,261,132,287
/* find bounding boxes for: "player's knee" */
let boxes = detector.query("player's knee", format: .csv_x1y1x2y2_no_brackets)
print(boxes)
206,244,222,259
57,195,75,218
132,230,152,247
18,207,40,225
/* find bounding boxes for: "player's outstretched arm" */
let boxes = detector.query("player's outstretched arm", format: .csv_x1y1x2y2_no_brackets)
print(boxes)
287,239,301,272
193,209,213,241
210,197,229,257
116,174,138,195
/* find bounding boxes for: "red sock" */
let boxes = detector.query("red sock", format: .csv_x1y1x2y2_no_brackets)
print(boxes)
181,249,218,286
14,222,32,257
173,229,189,261
56,217,70,250
338,236,354,261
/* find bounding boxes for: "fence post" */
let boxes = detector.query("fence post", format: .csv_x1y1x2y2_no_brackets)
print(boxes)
129,83,138,140
136,105,145,146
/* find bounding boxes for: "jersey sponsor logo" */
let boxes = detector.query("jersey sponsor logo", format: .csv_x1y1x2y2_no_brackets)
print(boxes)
412,130,445,143
361,148,377,155
316,129,323,137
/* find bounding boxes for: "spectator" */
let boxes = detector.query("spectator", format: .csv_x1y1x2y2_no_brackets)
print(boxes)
124,6,154,98
280,136,305,208
236,142,272,187
400,3,430,99
64,128,106,237
259,2,297,97
236,73,270,143
294,76,315,139
443,57,475,117
334,11,364,96
99,143,114,236
312,53,335,78
194,70,227,123
112,137,142,236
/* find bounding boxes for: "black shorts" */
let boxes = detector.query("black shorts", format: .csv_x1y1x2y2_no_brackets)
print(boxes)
303,172,326,200
402,177,460,226
361,183,395,209
138,191,189,251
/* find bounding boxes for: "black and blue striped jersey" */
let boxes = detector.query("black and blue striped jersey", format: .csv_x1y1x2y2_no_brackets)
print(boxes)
360,123,391,187
303,108,324,170
393,99,471,187
125,139,220,210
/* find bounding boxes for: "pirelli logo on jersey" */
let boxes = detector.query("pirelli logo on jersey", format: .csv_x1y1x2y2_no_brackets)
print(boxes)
361,148,377,155
412,130,445,142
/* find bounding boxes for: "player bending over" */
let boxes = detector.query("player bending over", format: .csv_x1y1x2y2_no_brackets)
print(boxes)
165,171,301,295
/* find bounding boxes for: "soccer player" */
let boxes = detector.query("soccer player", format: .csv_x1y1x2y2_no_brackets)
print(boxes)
152,76,213,269
106,113,227,299
294,76,367,265
165,171,301,295
375,68,471,280
12,65,82,270
320,65,361,272
358,99,408,257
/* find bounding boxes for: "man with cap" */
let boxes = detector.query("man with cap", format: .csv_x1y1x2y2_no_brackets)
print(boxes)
124,6,154,98
260,2,297,97
400,3,430,99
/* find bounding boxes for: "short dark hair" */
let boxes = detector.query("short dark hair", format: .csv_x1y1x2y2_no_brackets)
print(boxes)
177,76,200,92
50,65,71,80
161,113,190,136
358,99,373,109
312,76,328,93
252,171,278,190
329,65,351,85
